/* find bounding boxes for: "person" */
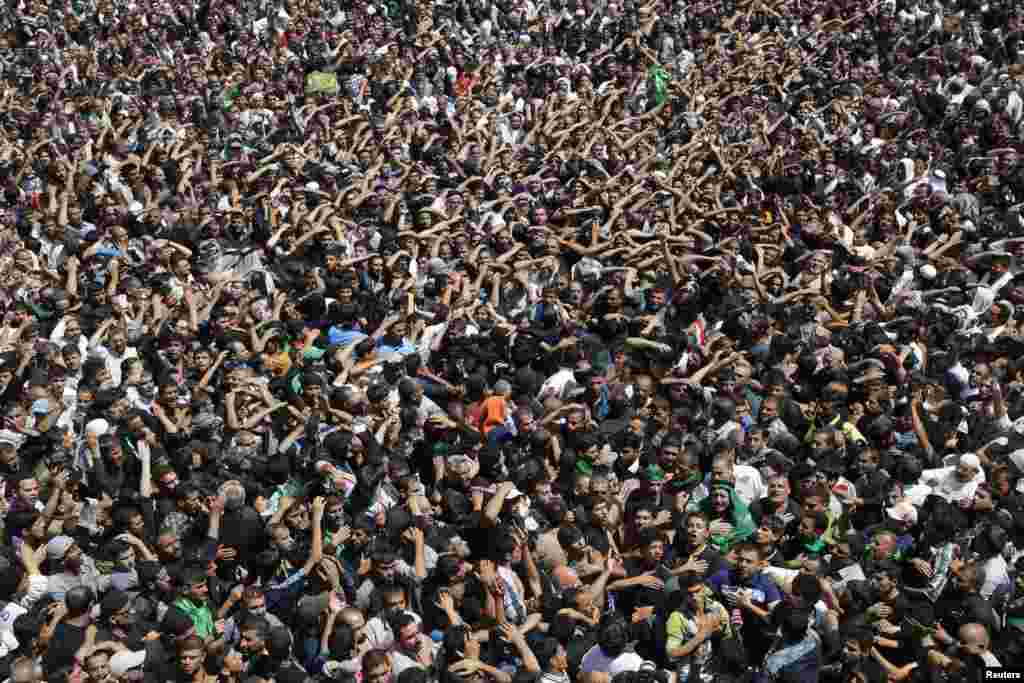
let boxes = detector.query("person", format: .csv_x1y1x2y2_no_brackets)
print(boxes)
709,544,782,666
2,0,1024,678
698,482,756,554
665,571,732,683
579,613,644,675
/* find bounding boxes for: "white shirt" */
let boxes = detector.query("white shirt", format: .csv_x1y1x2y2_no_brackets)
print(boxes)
980,554,1011,601
918,466,985,503
91,343,138,387
538,367,577,402
49,320,88,360
733,464,767,506
580,645,643,674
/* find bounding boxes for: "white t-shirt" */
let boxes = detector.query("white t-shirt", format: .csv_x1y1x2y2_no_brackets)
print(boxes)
580,645,644,674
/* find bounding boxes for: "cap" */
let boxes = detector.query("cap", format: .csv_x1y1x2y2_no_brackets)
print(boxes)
960,453,981,469
46,535,75,561
85,418,110,436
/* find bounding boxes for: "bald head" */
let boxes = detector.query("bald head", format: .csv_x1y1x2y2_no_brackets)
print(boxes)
959,623,990,655
339,607,366,630
553,565,580,591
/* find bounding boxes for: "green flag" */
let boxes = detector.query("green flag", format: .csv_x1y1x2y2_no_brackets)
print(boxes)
648,64,670,106
305,71,340,96
222,83,242,110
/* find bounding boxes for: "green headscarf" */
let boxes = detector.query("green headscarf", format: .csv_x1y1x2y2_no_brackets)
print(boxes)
699,480,756,553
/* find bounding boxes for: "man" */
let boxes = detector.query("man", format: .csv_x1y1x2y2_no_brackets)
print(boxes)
363,649,393,683
0,430,26,478
238,616,278,678
42,585,94,673
579,612,643,674
173,567,217,641
266,497,326,614
389,611,436,676
749,473,802,528
43,535,111,601
672,512,728,578
152,636,208,683
918,453,986,504
666,571,731,683
8,474,42,514
89,319,138,387
7,656,43,683
221,586,285,648
355,541,424,611
761,606,820,683
96,589,148,649
935,561,999,637
820,627,886,683
616,529,673,617
709,543,782,665
704,452,767,507
956,622,1001,667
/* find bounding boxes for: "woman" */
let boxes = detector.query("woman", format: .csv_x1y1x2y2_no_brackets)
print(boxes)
698,481,756,554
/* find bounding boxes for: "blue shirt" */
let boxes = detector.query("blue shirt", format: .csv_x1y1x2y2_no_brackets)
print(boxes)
327,327,368,347
708,569,782,608
377,338,418,355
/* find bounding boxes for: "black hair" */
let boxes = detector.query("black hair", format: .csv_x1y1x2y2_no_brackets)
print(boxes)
597,612,631,658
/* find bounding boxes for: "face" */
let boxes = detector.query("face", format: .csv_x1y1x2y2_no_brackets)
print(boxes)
736,549,761,580
240,629,265,656
85,653,111,683
17,478,39,504
128,513,145,536
178,648,204,675
158,534,182,560
366,661,391,683
710,488,730,513
956,460,979,483
801,495,825,516
634,509,654,529
873,534,896,560
188,579,209,602
376,561,398,581
644,539,665,564
383,590,407,612
159,471,179,492
687,516,709,547
955,565,977,593
798,516,817,539
959,626,988,657
397,622,421,652
0,444,17,467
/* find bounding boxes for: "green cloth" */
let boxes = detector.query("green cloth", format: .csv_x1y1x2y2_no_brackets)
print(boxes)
222,84,242,110
648,64,670,107
698,481,756,553
174,597,216,640
646,464,667,482
305,72,340,95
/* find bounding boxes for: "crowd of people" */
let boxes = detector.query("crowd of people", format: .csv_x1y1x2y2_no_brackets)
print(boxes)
0,0,1024,680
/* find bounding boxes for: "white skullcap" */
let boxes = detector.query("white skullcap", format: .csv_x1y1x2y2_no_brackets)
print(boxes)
86,418,110,436
959,453,980,469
